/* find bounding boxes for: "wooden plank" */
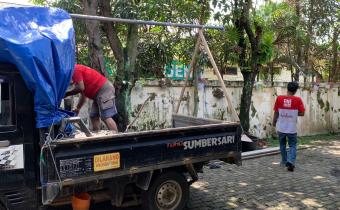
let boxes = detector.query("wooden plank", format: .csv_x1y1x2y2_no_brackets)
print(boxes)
175,33,201,113
198,30,240,122
172,114,227,127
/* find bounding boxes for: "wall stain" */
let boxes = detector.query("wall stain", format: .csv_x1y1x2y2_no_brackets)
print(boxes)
132,104,143,117
213,109,226,120
251,103,257,118
212,88,224,98
317,91,325,109
325,101,330,112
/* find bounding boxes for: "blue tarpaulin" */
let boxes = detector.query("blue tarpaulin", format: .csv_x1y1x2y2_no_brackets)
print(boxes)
0,6,75,128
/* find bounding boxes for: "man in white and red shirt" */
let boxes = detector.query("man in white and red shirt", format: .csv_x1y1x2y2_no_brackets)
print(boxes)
273,82,305,172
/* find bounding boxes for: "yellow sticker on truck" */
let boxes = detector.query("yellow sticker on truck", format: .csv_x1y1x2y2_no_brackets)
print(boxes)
93,152,120,172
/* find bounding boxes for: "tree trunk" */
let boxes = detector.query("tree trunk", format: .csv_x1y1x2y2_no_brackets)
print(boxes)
238,0,262,132
270,62,274,87
304,0,315,84
116,24,139,130
294,0,302,82
192,65,199,117
239,72,256,132
99,0,124,70
114,84,130,131
234,0,251,131
235,24,250,131
240,49,260,132
330,29,339,82
82,0,106,76
99,0,139,131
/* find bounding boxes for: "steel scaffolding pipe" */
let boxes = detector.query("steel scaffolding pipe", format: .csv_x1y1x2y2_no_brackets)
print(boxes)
70,14,224,30
0,1,223,30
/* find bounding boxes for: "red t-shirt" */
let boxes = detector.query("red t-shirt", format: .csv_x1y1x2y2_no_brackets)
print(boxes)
274,95,305,133
72,64,107,99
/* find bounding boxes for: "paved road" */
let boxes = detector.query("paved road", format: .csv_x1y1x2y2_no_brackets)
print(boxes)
188,140,340,210
54,140,340,210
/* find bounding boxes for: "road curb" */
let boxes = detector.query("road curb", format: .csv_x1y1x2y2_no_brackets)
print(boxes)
242,145,312,160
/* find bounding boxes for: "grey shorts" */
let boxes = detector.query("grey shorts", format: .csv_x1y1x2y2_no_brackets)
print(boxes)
90,81,118,120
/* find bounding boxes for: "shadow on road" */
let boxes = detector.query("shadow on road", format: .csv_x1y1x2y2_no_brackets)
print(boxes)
47,140,340,210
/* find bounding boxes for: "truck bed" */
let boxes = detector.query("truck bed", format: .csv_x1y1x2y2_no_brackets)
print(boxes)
41,114,242,204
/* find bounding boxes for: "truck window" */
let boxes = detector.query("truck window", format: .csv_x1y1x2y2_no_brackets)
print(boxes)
0,77,14,126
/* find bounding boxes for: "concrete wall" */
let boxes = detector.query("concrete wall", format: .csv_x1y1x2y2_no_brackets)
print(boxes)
73,80,340,138
129,81,340,138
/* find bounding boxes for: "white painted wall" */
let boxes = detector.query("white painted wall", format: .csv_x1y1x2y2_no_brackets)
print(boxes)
75,80,340,138
129,81,340,138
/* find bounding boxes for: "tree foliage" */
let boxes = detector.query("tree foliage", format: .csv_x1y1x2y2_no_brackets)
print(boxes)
31,0,339,132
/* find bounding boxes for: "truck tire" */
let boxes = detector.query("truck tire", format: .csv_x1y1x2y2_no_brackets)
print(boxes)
142,171,189,210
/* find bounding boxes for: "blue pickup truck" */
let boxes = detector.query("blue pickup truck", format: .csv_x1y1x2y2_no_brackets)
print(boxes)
0,6,243,210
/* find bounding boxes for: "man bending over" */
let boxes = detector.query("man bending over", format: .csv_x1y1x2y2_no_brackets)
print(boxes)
65,64,118,133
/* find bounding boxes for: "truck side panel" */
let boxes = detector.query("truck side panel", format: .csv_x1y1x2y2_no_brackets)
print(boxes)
49,124,241,181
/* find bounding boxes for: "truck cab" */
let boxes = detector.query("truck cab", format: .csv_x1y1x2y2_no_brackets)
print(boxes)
0,63,40,210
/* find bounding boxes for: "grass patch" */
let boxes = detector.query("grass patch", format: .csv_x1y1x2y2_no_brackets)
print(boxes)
265,133,340,147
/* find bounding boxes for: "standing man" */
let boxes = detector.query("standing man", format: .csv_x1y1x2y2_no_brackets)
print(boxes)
65,64,118,133
273,82,305,172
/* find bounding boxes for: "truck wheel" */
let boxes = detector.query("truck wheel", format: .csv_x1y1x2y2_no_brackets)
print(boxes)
142,171,189,210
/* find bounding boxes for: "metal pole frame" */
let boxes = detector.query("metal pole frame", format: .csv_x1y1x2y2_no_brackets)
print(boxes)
0,1,221,30
70,12,239,122
70,14,224,30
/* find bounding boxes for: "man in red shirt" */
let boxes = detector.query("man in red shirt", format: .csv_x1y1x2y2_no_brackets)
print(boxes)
273,82,305,172
65,64,118,132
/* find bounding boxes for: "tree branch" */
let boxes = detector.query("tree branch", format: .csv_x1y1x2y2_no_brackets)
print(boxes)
99,0,124,63
275,55,304,73
82,0,106,76
241,0,256,50
125,24,139,81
